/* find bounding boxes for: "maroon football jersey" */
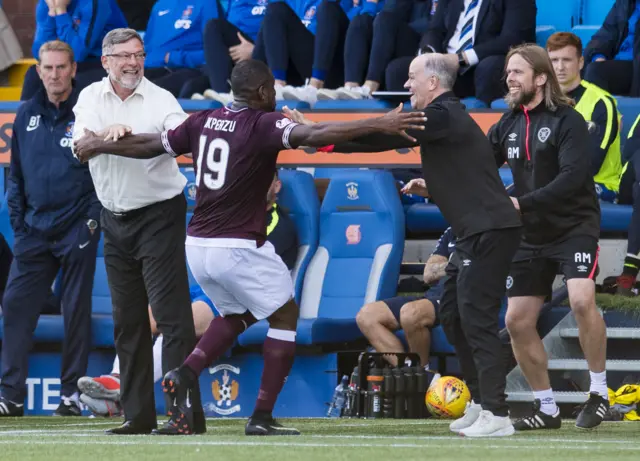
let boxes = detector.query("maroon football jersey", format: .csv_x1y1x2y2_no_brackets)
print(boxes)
161,106,299,243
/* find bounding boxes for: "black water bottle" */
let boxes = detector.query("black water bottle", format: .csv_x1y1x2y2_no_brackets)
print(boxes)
414,366,427,418
403,366,418,418
344,366,358,417
382,367,395,418
393,367,406,419
367,366,383,418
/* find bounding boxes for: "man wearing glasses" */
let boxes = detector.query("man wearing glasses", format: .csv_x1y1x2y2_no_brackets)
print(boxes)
72,28,205,436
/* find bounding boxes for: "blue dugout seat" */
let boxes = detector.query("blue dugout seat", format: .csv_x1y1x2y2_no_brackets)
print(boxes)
277,169,320,303
239,170,405,345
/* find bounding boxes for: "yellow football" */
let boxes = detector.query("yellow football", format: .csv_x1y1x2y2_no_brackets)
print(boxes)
425,376,471,419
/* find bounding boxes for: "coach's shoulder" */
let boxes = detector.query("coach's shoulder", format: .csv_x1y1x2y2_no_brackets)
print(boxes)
77,77,109,102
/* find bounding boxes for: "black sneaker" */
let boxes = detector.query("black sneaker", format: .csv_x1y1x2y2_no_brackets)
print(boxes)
576,392,609,429
53,397,81,416
514,399,561,431
0,397,24,417
153,369,195,435
245,415,300,436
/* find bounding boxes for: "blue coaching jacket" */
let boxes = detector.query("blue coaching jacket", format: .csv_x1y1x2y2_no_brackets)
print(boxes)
144,0,220,68
32,0,128,62
225,0,270,42
7,88,101,241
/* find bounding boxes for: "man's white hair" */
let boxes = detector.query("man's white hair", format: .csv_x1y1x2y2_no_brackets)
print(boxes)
102,28,143,56
422,53,457,90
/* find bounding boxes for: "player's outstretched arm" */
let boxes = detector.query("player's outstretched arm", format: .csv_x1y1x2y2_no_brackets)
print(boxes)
74,129,165,162
287,104,426,148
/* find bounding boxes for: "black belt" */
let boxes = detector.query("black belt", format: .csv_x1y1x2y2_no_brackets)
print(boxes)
107,194,182,220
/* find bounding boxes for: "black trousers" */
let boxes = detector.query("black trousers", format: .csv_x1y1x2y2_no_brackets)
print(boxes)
259,1,315,86
584,60,634,96
366,10,421,86
439,227,521,417
619,151,640,254
101,194,203,427
144,67,208,99
344,13,374,84
21,61,106,101
312,0,349,85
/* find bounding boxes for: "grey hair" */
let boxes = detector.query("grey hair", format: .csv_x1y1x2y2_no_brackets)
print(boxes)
102,28,143,55
423,54,457,90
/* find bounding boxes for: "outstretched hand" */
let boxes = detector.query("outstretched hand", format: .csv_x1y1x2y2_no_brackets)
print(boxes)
378,104,426,142
97,124,132,142
282,106,314,125
401,178,429,197
73,128,103,163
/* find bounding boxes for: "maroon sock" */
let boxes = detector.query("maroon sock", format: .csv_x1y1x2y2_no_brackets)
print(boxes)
253,335,296,415
183,312,256,376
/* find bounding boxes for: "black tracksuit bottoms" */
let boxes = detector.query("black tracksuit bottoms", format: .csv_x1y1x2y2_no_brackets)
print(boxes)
439,227,521,417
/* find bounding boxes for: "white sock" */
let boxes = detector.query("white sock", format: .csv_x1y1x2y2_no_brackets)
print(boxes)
533,389,558,416
153,335,164,383
589,370,608,397
111,355,120,375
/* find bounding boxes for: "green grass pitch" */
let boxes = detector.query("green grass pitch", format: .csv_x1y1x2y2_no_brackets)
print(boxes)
1,417,638,460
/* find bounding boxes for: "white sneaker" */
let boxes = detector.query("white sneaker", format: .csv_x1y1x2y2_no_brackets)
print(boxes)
449,401,482,432
317,88,341,100
458,410,515,438
203,89,234,105
337,86,371,100
281,85,318,107
191,93,205,100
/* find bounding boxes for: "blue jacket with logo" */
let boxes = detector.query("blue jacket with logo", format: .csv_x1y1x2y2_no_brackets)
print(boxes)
144,0,220,68
224,0,270,41
7,88,101,240
32,0,127,62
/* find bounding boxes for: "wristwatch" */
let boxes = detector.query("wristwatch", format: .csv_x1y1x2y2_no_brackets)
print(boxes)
86,219,98,231
457,52,467,66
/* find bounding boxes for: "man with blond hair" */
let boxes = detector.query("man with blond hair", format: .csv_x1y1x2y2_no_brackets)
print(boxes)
0,40,101,417
489,44,608,431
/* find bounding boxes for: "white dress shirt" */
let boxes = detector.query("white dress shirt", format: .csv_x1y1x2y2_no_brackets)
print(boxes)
446,0,483,66
72,77,188,213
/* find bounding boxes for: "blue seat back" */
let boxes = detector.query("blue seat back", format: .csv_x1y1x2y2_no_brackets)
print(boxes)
92,233,112,314
582,0,616,26
0,192,14,249
180,167,197,211
300,170,404,320
571,25,599,48
278,169,320,303
537,0,579,31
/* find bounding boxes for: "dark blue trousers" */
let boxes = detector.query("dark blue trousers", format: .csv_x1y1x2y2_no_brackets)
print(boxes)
0,219,99,402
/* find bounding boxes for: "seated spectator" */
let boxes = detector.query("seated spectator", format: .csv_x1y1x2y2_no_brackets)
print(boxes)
141,0,219,98
252,0,342,103
584,0,640,97
332,0,434,100
77,172,299,416
546,32,622,203
615,114,640,295
197,0,270,103
22,0,128,100
357,194,454,372
281,0,385,104
116,0,155,30
390,0,536,106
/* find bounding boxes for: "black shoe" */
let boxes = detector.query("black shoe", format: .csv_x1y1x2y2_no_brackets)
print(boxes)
514,399,562,431
245,415,301,436
105,420,155,435
53,398,82,416
153,368,195,435
192,410,207,434
0,397,24,417
576,392,610,429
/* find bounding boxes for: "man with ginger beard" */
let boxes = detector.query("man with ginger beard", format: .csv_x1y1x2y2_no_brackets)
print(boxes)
71,28,205,436
488,44,607,431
